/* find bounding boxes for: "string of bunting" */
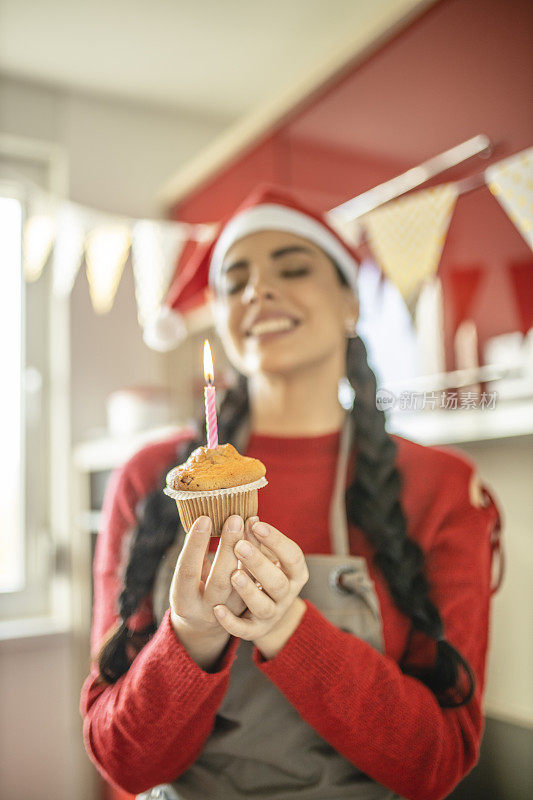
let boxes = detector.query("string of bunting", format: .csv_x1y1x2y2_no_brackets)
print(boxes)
21,146,533,339
22,192,218,322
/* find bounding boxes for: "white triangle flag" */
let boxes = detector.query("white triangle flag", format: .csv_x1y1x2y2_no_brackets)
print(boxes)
486,147,533,250
52,203,87,297
85,223,131,314
363,183,458,311
131,220,187,326
326,213,364,249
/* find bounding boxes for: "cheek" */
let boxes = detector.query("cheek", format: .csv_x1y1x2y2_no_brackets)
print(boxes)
213,298,237,333
213,302,247,361
297,284,343,339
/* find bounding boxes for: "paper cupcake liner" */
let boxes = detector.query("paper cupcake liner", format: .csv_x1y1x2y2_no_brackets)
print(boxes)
164,477,268,537
164,476,267,501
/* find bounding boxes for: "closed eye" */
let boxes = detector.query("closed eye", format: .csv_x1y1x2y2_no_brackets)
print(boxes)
225,280,246,295
223,266,311,295
279,266,311,278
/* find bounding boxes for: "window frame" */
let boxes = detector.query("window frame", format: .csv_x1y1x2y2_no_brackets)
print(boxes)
0,135,71,626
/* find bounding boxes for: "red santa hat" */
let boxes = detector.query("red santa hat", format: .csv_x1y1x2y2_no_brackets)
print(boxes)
143,183,360,351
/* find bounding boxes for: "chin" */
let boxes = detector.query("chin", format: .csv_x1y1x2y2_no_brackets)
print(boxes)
241,346,322,377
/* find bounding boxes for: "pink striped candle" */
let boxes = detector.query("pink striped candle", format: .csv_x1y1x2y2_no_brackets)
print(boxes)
203,340,218,449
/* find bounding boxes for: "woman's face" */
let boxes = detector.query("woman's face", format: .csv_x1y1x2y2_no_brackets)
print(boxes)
210,230,357,377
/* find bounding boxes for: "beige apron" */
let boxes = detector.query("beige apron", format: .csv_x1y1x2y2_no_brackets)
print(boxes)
139,415,401,800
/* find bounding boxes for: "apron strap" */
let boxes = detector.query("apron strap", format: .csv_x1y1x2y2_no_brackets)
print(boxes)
329,412,354,556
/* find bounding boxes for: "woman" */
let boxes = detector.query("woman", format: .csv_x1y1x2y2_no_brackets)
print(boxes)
80,185,502,800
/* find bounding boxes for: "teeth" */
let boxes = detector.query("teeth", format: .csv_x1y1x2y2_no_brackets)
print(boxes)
249,317,296,336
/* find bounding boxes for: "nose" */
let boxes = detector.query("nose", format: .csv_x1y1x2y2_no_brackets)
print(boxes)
241,274,277,304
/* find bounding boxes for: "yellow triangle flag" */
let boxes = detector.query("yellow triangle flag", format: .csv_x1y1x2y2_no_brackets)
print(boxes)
85,223,131,314
486,147,533,251
363,183,458,311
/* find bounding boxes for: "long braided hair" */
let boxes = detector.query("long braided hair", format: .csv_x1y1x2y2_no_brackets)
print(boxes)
97,263,475,708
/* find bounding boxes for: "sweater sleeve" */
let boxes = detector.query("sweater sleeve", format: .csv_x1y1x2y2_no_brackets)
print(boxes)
251,467,502,800
79,444,241,795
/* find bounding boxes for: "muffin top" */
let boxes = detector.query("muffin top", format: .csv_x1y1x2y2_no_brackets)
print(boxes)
166,443,266,491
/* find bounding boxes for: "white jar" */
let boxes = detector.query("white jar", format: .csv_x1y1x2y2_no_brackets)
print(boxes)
106,386,173,436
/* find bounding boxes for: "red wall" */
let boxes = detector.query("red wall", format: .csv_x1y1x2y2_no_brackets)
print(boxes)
171,0,533,368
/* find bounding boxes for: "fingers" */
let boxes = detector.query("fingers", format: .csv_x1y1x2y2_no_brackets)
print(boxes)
244,515,260,546
242,516,264,583
233,536,291,603
173,516,212,609
244,516,280,569
243,520,309,588
204,515,245,603
213,603,260,639
225,591,247,616
230,567,277,618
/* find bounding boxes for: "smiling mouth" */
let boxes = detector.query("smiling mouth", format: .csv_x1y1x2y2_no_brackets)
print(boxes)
246,317,300,337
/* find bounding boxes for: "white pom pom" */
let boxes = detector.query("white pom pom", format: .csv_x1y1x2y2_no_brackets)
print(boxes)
143,306,187,352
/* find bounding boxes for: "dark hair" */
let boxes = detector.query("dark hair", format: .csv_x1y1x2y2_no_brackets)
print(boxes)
97,261,475,708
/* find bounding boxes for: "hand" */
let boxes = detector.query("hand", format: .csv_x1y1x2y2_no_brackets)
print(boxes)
169,514,255,650
212,520,309,650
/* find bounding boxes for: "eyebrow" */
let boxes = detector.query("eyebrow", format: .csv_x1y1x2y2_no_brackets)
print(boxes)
222,245,315,275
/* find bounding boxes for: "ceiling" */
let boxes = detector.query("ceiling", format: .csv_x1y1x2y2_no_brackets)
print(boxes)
0,0,427,119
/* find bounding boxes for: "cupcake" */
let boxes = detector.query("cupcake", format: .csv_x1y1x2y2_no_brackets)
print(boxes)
164,443,267,537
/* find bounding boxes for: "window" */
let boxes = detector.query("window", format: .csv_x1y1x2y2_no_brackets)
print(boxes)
0,196,24,592
0,140,70,624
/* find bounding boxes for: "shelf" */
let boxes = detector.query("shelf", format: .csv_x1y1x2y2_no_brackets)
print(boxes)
73,424,186,472
77,510,103,533
386,398,533,446
73,399,533,477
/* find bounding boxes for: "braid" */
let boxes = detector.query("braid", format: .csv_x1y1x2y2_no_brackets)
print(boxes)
97,373,249,684
98,277,473,704
345,333,474,707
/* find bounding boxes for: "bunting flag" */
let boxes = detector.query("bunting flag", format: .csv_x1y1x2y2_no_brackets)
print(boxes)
14,146,533,341
327,214,364,249
486,147,533,250
52,203,87,297
363,183,458,312
22,195,57,282
85,223,131,314
414,276,446,375
131,219,187,326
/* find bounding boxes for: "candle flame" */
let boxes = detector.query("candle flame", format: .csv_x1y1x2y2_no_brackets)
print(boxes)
203,339,214,383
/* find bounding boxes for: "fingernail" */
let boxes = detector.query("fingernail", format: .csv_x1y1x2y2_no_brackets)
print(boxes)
195,516,212,533
232,571,245,586
236,540,252,557
214,605,226,617
227,515,243,533
253,521,269,537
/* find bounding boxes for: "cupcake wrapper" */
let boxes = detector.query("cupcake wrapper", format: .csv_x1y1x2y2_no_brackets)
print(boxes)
164,477,268,537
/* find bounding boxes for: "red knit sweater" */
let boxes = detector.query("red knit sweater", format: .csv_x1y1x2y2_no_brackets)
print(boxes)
80,428,502,800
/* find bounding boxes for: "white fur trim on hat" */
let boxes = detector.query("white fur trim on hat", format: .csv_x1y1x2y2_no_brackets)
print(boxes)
209,203,359,295
143,305,187,352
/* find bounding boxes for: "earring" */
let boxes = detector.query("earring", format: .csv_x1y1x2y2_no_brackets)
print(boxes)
344,318,358,339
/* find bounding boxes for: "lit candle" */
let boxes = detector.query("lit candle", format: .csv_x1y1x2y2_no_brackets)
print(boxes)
203,339,218,450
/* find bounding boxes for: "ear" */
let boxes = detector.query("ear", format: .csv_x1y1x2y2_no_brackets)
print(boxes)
341,287,359,327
